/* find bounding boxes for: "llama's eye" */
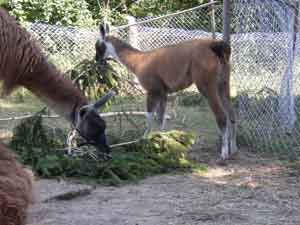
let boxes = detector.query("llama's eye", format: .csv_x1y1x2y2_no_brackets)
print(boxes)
79,109,87,118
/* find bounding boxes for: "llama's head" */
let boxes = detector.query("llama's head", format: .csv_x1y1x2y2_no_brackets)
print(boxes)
95,24,120,63
73,91,115,154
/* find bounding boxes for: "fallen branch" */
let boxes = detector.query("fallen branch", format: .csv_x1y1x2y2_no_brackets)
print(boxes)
0,111,171,121
110,139,141,148
0,114,60,121
43,188,94,203
63,139,141,153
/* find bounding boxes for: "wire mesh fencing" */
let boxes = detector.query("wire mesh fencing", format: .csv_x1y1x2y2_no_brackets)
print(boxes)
231,0,300,158
27,23,99,72
114,2,223,51
4,0,300,158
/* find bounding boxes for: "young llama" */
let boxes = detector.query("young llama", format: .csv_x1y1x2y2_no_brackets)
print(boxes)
95,24,237,161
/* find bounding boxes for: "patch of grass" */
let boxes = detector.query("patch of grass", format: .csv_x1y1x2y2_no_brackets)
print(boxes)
9,113,200,185
234,92,300,161
191,163,209,176
0,94,44,114
176,91,205,107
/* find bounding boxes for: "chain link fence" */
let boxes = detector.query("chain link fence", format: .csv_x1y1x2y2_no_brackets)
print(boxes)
114,2,223,50
232,0,300,158
27,23,98,72
4,0,300,158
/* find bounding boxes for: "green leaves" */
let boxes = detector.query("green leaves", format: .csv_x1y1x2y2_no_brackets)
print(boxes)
10,0,95,27
0,0,9,9
8,0,213,27
128,0,204,17
67,60,121,108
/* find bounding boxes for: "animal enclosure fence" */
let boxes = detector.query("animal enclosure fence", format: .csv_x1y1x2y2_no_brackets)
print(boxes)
232,0,300,158
3,0,300,158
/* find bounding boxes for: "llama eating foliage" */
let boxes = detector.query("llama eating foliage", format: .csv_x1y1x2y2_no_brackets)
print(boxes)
0,8,114,224
95,24,237,161
0,8,114,153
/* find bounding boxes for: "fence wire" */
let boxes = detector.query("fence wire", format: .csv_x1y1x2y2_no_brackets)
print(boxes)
232,0,300,158
27,23,98,72
114,3,223,50
21,0,300,158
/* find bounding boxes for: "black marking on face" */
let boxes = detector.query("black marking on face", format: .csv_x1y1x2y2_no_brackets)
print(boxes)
95,40,107,62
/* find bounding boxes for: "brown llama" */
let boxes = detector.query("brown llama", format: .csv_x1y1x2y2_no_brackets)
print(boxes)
95,24,237,160
0,8,115,153
0,8,114,225
0,143,34,225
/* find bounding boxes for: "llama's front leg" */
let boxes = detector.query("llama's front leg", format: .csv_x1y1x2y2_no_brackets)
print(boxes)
144,93,159,137
229,119,237,155
144,112,153,137
156,94,167,131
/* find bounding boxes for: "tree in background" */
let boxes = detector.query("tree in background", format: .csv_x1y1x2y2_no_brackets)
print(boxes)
0,0,9,9
128,0,208,17
3,0,212,26
8,0,95,27
85,0,210,24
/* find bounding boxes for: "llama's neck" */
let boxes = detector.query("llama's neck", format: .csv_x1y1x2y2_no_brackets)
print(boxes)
118,49,144,74
22,59,88,123
108,38,144,74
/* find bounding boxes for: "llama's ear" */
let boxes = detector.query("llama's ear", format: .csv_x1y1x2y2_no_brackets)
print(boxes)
99,24,106,39
93,90,116,109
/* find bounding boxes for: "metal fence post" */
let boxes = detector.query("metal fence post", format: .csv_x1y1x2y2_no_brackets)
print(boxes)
223,0,231,43
127,15,140,49
210,0,216,39
293,2,299,52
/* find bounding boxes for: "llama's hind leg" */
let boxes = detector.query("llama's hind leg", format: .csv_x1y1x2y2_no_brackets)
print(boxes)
204,85,231,160
218,80,238,156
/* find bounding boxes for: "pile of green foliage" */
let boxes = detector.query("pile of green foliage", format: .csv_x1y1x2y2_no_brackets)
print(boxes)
10,112,198,185
67,59,121,104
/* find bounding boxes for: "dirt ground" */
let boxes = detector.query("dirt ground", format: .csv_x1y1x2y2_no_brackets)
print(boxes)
27,144,300,225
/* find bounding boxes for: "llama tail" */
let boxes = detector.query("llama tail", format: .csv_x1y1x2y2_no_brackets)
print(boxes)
210,41,231,64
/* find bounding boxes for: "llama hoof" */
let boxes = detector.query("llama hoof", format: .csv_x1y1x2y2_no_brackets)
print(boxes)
216,152,238,166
